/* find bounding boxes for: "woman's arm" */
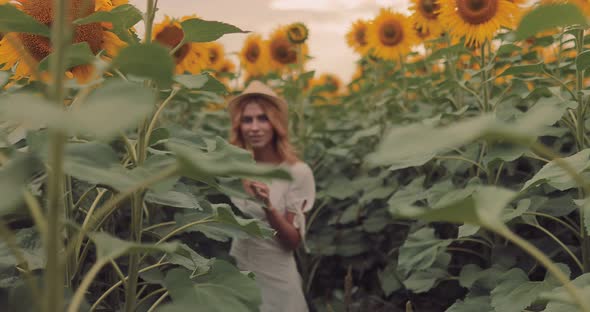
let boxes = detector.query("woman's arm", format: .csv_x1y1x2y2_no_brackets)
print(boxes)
264,208,301,250
249,181,302,250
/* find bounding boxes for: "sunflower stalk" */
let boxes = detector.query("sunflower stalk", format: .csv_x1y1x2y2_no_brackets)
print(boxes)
445,33,463,110
44,0,71,311
573,28,590,272
480,42,490,112
124,1,157,311
296,43,306,153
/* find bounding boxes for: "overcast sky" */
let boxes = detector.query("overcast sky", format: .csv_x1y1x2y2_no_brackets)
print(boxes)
129,0,411,82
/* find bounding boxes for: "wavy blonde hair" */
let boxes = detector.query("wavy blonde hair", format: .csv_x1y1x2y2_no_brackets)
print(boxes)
229,95,299,164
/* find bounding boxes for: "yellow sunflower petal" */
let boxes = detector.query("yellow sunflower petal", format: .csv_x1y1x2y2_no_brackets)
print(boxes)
239,33,271,76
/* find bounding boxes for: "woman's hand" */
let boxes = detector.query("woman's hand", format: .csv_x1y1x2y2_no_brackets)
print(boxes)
250,181,271,208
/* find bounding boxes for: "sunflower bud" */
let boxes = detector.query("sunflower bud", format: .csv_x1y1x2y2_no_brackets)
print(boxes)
286,22,309,44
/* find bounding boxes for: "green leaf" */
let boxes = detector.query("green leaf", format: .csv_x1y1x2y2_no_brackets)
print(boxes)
0,4,50,36
38,42,96,72
0,154,40,216
540,273,590,311
169,137,291,182
0,80,156,139
175,73,228,94
165,244,211,275
368,100,572,169
158,260,261,312
390,186,517,230
447,296,493,312
378,262,403,296
404,268,448,293
397,228,451,276
491,266,568,312
148,127,170,146
576,50,590,72
112,43,174,86
499,63,545,76
90,232,178,260
172,204,274,242
497,44,522,56
180,19,248,43
521,149,590,191
73,4,141,30
515,4,588,40
145,183,201,209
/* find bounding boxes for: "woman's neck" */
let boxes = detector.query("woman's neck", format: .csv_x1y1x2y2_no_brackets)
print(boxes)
252,145,282,164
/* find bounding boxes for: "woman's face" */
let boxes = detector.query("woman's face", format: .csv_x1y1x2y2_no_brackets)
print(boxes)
240,102,275,149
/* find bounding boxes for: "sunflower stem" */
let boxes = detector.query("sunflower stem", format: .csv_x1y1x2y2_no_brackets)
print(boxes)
573,28,590,272
143,0,156,44
45,0,71,311
480,41,490,112
296,43,306,154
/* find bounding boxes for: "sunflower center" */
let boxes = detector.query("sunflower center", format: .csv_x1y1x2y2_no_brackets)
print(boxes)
456,0,498,25
270,38,296,64
19,0,103,62
246,44,260,63
209,48,219,64
379,21,404,47
155,25,189,62
355,27,367,46
420,0,440,19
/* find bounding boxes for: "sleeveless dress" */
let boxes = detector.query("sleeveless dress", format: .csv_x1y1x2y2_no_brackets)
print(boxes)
229,162,316,312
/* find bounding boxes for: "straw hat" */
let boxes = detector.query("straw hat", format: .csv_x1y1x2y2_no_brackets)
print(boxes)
227,80,288,123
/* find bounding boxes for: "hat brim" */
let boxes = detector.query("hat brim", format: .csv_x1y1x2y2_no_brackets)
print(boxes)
227,92,288,116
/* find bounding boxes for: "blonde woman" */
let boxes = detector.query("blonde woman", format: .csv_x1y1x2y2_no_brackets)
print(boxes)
227,81,315,312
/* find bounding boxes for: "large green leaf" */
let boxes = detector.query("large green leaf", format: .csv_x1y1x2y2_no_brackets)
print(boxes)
90,232,178,260
447,296,493,312
175,73,228,94
0,154,40,216
0,4,50,36
169,137,291,182
180,19,248,43
390,186,516,229
404,268,448,293
112,43,174,86
491,266,568,312
397,228,451,276
540,273,590,311
170,204,274,242
367,100,571,169
515,4,588,40
0,80,156,139
157,260,260,312
521,149,590,191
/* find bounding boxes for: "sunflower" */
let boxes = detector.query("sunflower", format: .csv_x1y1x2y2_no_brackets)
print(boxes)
268,25,309,71
438,0,517,46
205,42,225,71
153,15,209,74
286,22,309,44
239,33,270,77
0,0,127,82
346,19,370,55
367,9,418,61
309,73,343,105
410,0,443,37
214,58,235,85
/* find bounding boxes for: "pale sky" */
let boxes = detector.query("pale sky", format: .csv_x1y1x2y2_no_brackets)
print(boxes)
129,0,412,83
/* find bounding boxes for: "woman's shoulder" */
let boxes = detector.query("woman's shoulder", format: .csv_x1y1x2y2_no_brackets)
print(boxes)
288,161,314,179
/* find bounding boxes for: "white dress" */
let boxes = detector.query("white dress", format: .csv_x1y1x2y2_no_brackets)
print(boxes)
230,161,316,312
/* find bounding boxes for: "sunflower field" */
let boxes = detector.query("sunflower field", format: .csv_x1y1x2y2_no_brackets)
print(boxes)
3,0,590,311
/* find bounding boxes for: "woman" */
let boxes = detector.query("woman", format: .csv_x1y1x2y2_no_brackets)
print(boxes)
227,80,315,312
